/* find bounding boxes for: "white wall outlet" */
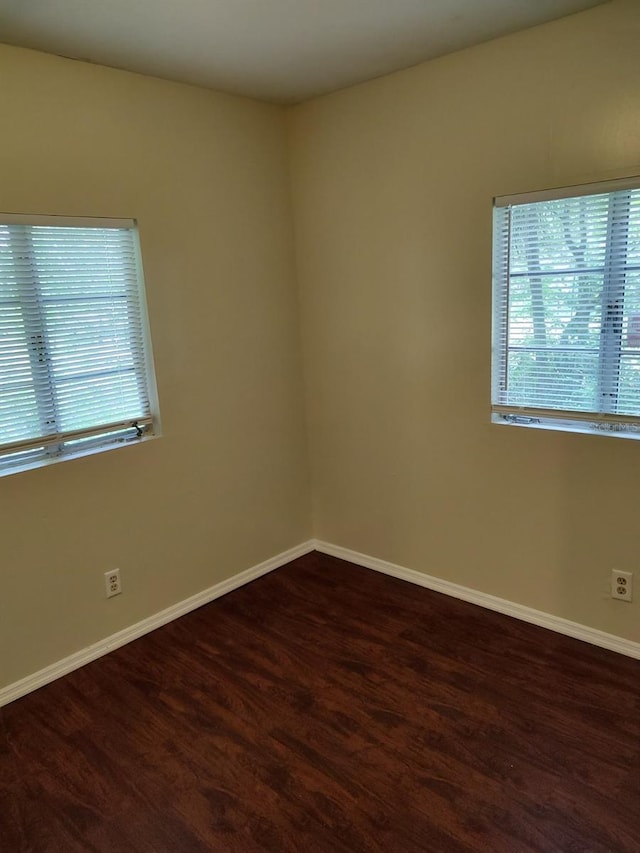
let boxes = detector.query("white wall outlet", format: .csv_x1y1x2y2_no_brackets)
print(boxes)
104,569,122,599
611,570,632,602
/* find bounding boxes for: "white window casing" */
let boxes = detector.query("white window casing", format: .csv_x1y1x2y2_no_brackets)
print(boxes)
492,176,640,438
0,214,159,474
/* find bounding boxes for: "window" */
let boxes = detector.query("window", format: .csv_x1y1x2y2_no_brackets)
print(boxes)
492,177,640,438
0,214,158,474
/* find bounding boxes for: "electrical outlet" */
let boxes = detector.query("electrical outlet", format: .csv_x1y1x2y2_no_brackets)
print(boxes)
611,569,632,602
104,569,122,599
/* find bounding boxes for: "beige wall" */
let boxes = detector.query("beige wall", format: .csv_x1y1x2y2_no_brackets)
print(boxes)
0,45,311,688
289,0,640,642
3,0,640,693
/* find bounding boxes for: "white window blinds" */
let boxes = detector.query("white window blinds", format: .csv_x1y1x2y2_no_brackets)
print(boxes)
492,177,640,437
0,216,157,473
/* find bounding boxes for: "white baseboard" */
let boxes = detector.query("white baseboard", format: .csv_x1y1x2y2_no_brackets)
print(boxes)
4,537,638,707
0,540,315,708
313,539,640,661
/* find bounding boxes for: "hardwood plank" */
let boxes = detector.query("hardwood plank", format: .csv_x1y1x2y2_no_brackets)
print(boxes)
2,552,639,851
0,712,27,851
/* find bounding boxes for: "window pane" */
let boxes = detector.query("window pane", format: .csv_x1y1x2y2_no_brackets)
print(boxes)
628,195,640,266
621,271,640,352
506,268,604,412
31,227,133,298
506,349,599,411
508,273,603,350
0,386,42,443
0,226,22,299
618,353,640,414
55,372,144,433
44,300,137,380
0,305,42,442
509,195,610,276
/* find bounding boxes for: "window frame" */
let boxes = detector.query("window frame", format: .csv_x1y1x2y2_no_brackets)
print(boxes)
0,213,160,475
491,175,640,439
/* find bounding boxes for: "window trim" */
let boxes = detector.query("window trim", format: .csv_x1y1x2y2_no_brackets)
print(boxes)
491,175,640,439
0,213,160,475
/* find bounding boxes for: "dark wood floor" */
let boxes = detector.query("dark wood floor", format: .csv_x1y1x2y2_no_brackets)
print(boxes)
1,552,639,852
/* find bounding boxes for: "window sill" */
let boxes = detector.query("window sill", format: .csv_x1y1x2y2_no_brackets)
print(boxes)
0,432,160,478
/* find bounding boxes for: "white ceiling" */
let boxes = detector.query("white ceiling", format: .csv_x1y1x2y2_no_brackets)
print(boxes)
0,0,609,103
